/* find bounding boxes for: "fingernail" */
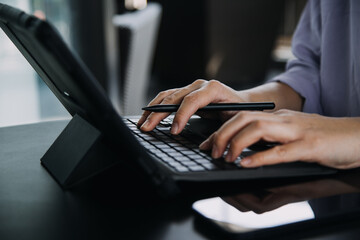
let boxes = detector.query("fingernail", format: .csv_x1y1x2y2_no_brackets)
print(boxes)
225,150,233,162
212,145,220,159
199,139,210,150
171,122,179,135
241,158,252,166
140,120,150,131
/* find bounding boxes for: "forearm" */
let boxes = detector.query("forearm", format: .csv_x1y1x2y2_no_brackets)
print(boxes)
240,82,304,111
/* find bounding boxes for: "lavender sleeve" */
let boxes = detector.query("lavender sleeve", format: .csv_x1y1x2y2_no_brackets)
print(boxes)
269,1,323,114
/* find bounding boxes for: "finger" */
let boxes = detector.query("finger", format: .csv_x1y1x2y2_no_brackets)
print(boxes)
139,112,173,132
199,133,214,151
171,84,220,134
171,80,237,134
199,133,222,159
137,89,178,127
160,80,207,106
139,80,208,130
241,140,310,168
211,112,281,159
140,81,208,131
225,120,299,162
137,110,151,128
200,134,226,159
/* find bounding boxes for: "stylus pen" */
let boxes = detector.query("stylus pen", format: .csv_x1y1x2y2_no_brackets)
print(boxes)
142,102,275,112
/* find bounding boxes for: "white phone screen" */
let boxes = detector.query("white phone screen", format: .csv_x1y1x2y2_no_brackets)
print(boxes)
192,197,315,233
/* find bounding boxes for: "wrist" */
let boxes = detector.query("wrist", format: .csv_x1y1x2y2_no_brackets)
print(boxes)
237,82,303,111
237,85,274,103
236,89,253,102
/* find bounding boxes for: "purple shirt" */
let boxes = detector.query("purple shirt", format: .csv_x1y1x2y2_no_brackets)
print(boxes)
271,0,360,117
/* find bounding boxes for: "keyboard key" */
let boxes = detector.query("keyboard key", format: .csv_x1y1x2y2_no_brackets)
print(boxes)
194,159,211,164
181,150,197,155
142,135,157,140
168,162,184,168
163,148,178,153
188,165,205,171
171,152,185,157
189,154,205,159
160,156,178,163
175,167,189,172
144,145,156,150
155,152,169,158
168,142,181,147
174,146,190,151
181,161,199,167
176,156,191,161
202,163,219,170
202,155,213,160
150,140,164,145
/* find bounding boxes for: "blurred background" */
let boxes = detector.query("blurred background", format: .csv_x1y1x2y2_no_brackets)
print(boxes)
0,0,306,127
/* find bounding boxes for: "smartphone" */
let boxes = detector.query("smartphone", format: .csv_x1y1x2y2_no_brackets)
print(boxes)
192,187,360,239
192,197,314,234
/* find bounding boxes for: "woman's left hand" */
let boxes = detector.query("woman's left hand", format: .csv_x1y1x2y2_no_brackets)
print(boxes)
199,109,360,169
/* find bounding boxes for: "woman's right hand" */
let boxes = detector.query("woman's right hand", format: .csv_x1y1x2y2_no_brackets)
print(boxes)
137,79,248,135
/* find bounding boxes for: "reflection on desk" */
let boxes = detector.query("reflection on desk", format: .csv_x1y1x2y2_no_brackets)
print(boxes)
193,170,360,239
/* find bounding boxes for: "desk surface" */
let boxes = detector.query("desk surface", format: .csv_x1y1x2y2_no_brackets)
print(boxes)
1,120,360,240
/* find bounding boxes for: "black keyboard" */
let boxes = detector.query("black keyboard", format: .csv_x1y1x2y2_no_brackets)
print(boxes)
125,117,248,173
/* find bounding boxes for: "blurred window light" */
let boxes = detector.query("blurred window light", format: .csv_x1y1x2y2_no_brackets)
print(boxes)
0,0,70,127
125,0,147,10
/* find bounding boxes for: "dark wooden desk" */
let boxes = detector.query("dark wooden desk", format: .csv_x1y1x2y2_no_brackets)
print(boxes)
0,121,207,240
1,120,360,240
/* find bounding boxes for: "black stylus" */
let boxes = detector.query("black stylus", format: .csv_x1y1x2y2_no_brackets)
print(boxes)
142,102,275,112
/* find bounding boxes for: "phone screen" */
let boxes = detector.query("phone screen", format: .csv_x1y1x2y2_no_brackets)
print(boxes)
192,197,315,234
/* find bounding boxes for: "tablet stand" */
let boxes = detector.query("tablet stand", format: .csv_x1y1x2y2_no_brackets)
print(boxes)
41,114,119,188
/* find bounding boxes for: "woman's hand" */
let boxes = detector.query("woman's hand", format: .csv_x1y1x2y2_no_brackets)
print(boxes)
137,79,248,134
199,109,360,169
